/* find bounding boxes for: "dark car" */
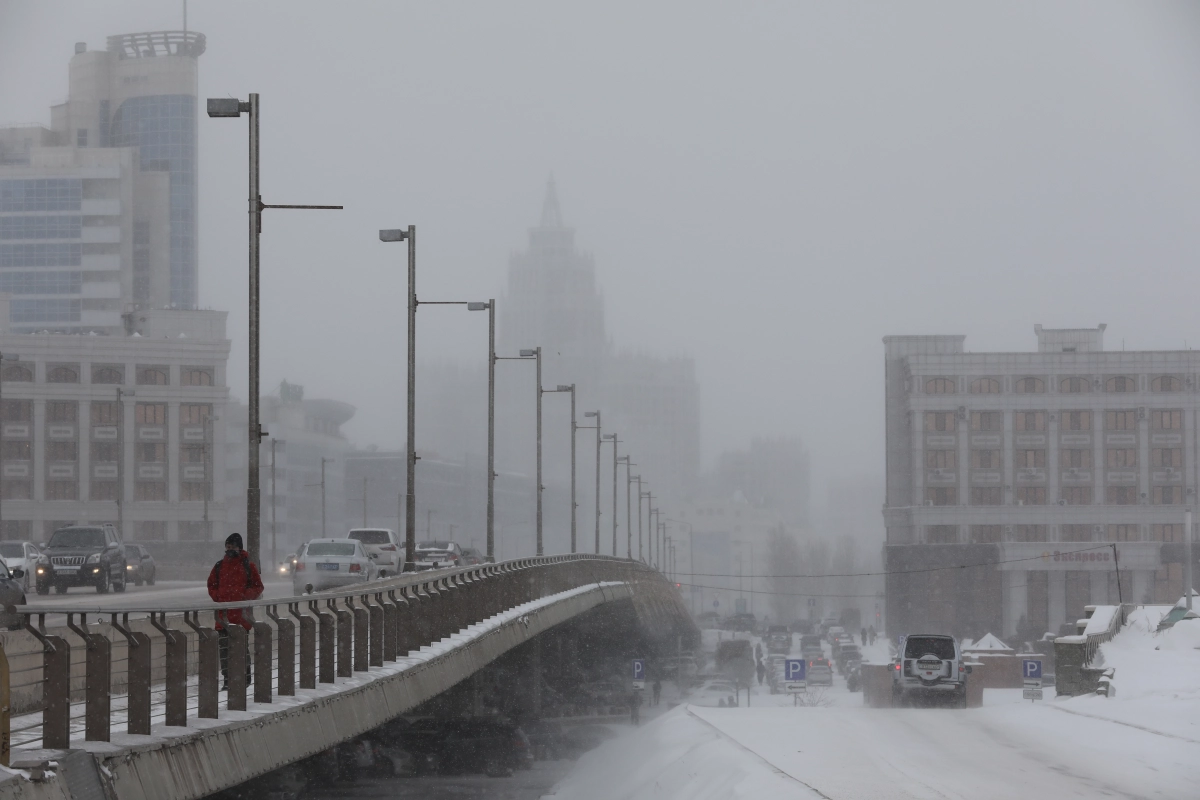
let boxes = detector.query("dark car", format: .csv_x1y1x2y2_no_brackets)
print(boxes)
36,524,126,594
124,544,157,586
460,547,484,566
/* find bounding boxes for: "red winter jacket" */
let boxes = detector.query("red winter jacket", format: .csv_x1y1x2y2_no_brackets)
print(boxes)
207,550,264,630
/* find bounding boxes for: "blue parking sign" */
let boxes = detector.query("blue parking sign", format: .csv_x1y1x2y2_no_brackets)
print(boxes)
785,659,806,682
632,659,645,681
1022,659,1042,680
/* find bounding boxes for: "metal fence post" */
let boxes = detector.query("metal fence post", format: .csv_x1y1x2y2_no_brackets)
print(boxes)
227,624,249,711
185,611,220,718
316,600,335,684
112,614,151,735
148,612,187,727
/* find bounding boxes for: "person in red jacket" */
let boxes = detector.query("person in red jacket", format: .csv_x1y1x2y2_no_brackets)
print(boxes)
207,533,264,689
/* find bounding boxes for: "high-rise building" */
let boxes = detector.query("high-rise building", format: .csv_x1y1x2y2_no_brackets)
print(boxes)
0,31,205,330
884,325,1197,640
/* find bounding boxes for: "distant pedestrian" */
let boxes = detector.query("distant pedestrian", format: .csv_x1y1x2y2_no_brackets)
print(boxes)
861,627,867,646
868,626,877,645
756,659,766,685
207,533,264,690
754,642,763,661
652,679,662,706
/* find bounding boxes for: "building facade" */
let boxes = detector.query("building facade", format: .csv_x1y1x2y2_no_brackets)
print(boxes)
884,325,1198,640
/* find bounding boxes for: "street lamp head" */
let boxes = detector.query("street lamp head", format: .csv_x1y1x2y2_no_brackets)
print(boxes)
584,411,598,418
379,229,410,242
467,302,489,311
206,98,246,118
519,349,538,357
556,384,573,392
602,433,616,440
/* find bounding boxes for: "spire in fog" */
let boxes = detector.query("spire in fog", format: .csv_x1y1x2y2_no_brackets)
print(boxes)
540,175,564,229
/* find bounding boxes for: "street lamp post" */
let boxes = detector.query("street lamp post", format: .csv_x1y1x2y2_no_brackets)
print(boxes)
637,483,648,562
496,349,543,555
271,437,283,570
602,433,618,556
583,411,601,554
114,386,133,541
544,385,577,552
208,94,342,568
0,353,18,537
619,456,634,559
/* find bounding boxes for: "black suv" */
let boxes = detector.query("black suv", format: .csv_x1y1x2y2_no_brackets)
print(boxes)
36,524,127,594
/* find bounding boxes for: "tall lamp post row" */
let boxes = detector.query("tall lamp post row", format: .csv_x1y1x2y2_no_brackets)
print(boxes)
209,92,675,572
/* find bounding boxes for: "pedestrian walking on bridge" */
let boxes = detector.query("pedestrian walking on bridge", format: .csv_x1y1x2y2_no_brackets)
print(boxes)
207,533,264,690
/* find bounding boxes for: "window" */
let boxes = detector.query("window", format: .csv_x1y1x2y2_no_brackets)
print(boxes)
1151,410,1182,430
0,215,82,240
1016,449,1046,468
1014,525,1047,542
135,482,166,501
180,404,211,425
91,402,118,425
0,179,81,213
1106,376,1136,393
181,444,205,464
1062,487,1093,505
137,443,166,463
90,481,117,501
76,129,88,147
1060,377,1090,394
1106,448,1137,468
971,411,1001,431
1,481,30,500
46,365,78,383
925,487,957,506
926,378,955,394
925,525,958,544
1106,410,1137,430
135,521,166,541
1015,487,1046,505
1153,524,1183,543
1105,486,1138,505
181,482,208,501
970,486,1002,505
91,442,117,462
1,400,30,422
1061,449,1092,469
11,299,80,323
91,366,123,385
1014,377,1045,394
46,401,76,423
1061,524,1093,542
181,368,213,387
1108,525,1140,542
1153,486,1183,505
969,378,1000,394
136,367,169,386
135,403,166,425
46,442,76,461
1015,411,1046,432
1062,410,1091,431
1152,375,1182,392
971,449,1000,469
1,365,31,383
1,441,30,460
926,450,956,469
924,412,956,432
45,481,76,501
1152,448,1182,468
971,525,1002,543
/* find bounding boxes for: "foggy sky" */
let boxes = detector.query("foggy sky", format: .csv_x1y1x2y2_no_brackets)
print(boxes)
2,1,1200,523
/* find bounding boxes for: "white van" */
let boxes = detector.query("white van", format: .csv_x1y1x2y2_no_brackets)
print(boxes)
346,528,401,577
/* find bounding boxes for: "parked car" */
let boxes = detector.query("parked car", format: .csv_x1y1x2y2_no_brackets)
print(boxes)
293,539,379,594
807,657,833,686
123,544,157,586
346,528,402,577
415,541,463,570
36,524,126,594
892,633,969,708
826,625,846,644
460,546,485,566
0,541,39,591
690,679,739,707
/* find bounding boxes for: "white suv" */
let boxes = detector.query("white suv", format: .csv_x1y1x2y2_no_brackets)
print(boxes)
892,633,969,708
346,528,401,577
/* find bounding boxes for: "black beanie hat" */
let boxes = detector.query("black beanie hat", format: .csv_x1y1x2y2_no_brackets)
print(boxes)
225,532,243,550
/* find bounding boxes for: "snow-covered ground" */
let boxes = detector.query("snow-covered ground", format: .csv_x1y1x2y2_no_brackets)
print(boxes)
545,620,1200,799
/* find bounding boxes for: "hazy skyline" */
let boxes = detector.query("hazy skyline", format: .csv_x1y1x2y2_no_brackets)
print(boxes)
3,1,1199,519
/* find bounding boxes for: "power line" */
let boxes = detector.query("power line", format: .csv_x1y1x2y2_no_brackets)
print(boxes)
670,544,1115,580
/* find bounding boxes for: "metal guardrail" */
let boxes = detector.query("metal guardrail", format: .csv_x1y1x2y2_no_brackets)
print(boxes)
1,554,660,758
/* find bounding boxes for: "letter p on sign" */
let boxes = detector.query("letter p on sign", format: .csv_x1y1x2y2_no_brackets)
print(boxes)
1022,659,1042,680
785,659,806,682
632,659,645,681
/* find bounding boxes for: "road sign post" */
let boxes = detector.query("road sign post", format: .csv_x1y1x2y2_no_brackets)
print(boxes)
784,658,807,703
632,658,645,690
1022,659,1043,701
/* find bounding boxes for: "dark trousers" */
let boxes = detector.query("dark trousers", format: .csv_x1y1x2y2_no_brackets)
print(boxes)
218,627,252,688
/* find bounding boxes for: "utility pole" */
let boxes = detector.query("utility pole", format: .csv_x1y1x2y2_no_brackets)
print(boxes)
608,434,619,557
620,457,634,559
486,299,496,561
583,411,602,553
270,438,279,568
1187,509,1194,611
320,457,331,537
361,475,368,527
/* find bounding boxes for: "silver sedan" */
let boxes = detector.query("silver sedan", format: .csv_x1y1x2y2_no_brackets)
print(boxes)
292,539,378,594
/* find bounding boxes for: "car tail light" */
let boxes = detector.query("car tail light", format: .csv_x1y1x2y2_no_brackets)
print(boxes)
895,663,901,670
381,545,397,551
349,563,362,573
295,562,305,571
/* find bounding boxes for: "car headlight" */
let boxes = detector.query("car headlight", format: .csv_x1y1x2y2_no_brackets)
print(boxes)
126,564,133,570
86,553,102,564
36,567,46,575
